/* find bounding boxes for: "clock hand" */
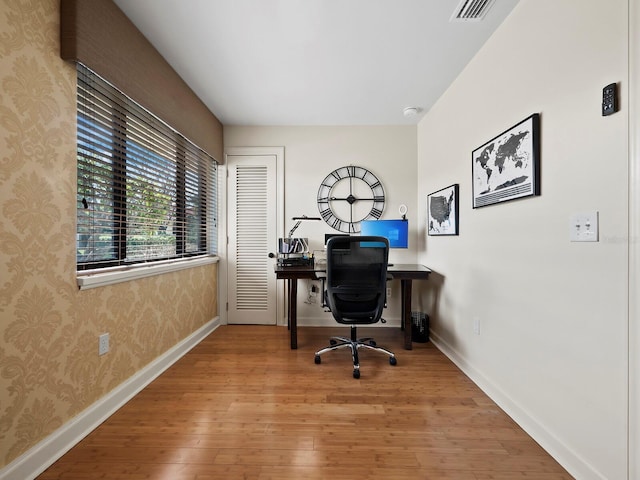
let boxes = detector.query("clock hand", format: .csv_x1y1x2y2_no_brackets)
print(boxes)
330,197,377,201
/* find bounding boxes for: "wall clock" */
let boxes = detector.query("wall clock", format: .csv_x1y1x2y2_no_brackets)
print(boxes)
317,165,385,233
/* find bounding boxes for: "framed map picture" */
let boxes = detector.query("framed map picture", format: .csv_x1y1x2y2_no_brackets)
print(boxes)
428,184,459,236
472,113,540,208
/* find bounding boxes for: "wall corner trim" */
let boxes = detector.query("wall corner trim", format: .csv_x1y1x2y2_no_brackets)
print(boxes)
628,0,640,477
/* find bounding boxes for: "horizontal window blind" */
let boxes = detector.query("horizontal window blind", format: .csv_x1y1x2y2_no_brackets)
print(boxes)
76,64,217,270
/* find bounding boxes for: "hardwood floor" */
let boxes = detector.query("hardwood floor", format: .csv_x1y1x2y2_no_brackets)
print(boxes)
38,325,573,479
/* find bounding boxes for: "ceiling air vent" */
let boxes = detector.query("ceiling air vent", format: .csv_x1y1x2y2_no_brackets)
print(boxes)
451,0,495,22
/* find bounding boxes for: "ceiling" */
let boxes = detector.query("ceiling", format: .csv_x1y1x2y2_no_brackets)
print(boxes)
113,0,520,126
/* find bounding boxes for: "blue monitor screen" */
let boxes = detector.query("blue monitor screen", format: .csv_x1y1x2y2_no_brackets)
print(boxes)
360,219,408,248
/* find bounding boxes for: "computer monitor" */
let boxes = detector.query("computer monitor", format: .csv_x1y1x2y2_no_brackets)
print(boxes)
360,219,408,248
324,233,349,246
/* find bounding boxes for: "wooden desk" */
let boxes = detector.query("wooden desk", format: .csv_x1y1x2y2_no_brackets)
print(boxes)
274,263,431,350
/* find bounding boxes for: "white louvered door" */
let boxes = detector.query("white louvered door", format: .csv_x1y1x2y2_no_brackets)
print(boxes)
227,155,277,324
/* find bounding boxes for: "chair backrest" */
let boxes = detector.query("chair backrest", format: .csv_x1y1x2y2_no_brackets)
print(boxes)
325,235,389,325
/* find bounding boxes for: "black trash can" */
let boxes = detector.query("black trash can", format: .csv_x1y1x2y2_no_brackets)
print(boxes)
411,312,429,343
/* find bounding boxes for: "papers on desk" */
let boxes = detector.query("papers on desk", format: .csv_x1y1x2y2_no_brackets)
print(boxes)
278,237,309,254
313,249,327,267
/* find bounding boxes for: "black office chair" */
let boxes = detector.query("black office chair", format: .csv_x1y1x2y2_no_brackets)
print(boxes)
314,235,397,379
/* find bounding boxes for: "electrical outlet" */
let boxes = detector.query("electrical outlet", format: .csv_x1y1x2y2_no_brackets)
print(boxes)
473,318,481,335
99,333,109,355
386,287,392,298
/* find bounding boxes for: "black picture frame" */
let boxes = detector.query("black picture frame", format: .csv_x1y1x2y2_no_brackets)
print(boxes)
428,184,459,236
472,113,540,208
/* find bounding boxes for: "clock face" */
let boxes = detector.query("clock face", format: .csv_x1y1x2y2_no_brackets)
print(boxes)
317,166,385,233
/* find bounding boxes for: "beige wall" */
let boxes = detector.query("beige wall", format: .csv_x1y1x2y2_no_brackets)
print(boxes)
631,0,640,476
416,0,629,478
0,0,218,468
224,125,417,325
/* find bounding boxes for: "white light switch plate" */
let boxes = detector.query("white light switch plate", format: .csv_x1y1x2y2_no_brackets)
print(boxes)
570,211,599,242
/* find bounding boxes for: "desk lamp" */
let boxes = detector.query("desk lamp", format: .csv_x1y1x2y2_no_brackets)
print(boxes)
277,215,321,266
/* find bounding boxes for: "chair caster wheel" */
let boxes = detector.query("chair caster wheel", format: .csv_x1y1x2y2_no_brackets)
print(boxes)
368,340,377,347
314,355,321,364
329,339,337,346
353,369,360,379
389,356,397,366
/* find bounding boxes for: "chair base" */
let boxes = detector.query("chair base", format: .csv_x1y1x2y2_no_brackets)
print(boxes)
314,326,397,379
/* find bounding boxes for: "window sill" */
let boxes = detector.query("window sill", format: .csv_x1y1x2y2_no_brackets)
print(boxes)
77,255,219,290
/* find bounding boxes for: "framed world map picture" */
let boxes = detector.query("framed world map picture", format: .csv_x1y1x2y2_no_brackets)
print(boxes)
428,184,459,236
472,113,540,208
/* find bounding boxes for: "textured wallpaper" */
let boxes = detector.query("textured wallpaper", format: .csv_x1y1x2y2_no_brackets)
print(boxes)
0,0,218,467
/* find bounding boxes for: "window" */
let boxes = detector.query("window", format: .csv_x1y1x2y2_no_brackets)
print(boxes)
76,64,217,271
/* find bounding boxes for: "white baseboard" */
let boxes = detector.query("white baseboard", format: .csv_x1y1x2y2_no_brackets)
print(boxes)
429,330,605,480
0,317,220,480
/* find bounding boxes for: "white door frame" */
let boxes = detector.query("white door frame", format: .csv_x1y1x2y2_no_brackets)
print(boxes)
220,147,285,326
629,1,639,477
